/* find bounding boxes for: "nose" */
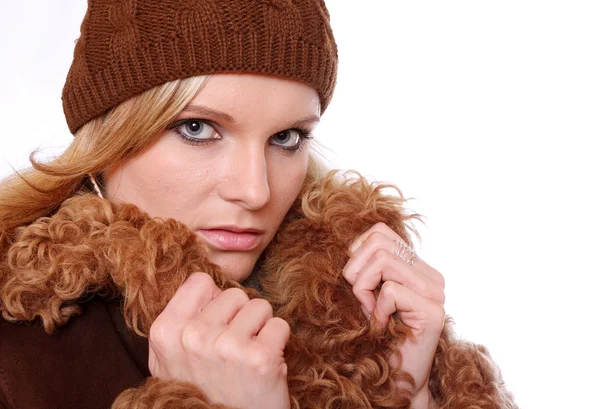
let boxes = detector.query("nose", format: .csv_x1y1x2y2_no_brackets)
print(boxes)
219,143,271,210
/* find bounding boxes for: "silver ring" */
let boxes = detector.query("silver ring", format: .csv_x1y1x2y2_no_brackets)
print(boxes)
393,239,418,265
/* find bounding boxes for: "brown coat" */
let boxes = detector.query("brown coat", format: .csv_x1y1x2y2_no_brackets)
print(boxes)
0,297,149,408
0,172,517,409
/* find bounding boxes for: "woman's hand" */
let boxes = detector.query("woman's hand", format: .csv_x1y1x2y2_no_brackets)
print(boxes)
342,222,445,406
148,273,291,409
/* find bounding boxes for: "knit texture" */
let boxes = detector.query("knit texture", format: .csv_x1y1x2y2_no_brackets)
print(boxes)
62,0,338,134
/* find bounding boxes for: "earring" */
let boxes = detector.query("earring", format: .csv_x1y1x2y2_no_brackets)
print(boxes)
88,174,105,199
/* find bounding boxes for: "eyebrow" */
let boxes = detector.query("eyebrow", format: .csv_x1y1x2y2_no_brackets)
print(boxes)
180,104,236,123
289,114,320,129
180,104,320,129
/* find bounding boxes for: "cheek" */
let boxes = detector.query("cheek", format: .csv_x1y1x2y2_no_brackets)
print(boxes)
104,136,217,220
268,153,309,218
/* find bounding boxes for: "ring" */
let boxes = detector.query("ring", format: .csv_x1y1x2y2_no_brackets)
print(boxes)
393,239,418,265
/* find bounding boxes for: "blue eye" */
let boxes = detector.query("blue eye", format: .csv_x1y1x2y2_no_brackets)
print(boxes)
271,130,302,148
270,129,313,154
168,119,219,145
183,121,204,136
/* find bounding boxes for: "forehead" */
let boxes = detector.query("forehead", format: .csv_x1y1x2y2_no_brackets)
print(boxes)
189,73,321,122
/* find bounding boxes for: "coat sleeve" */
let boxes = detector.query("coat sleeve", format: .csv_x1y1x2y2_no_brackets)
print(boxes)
111,377,239,409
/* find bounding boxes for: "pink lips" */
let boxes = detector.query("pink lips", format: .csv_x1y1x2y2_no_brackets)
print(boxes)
197,228,262,251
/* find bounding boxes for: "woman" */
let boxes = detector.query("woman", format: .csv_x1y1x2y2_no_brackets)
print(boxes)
0,1,516,408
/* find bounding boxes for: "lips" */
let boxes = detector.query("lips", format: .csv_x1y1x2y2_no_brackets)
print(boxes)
197,227,263,251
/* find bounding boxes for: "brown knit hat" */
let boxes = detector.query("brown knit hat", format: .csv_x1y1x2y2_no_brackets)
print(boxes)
62,0,338,134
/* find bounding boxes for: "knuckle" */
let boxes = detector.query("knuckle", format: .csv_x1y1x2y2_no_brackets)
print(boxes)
247,346,274,375
180,322,208,354
189,272,215,286
272,316,290,330
431,303,446,320
373,248,390,261
249,297,271,309
148,322,166,346
373,221,388,231
149,318,173,349
428,265,446,288
418,276,433,293
369,231,386,245
224,287,250,302
436,287,446,305
352,283,363,298
214,333,241,360
438,273,446,289
380,280,397,298
249,298,273,314
270,317,291,336
424,285,445,305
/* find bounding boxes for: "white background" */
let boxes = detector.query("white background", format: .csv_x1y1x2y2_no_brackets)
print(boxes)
1,1,599,407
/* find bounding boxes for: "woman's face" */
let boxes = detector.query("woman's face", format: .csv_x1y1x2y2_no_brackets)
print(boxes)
104,73,320,282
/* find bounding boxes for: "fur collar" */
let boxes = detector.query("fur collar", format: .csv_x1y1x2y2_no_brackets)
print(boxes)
0,171,415,336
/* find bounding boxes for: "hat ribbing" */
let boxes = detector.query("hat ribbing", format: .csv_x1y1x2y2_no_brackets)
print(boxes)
62,0,338,134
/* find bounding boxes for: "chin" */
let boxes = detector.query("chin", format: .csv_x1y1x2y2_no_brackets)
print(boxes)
209,252,257,283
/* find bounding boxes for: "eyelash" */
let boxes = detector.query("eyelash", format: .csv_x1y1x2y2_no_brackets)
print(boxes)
167,118,313,154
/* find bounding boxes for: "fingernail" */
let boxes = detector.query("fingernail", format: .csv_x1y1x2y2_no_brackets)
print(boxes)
361,306,371,321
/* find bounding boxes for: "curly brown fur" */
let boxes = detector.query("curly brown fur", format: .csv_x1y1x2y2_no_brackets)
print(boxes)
0,170,517,408
112,378,234,409
0,194,246,336
260,171,420,409
428,321,518,409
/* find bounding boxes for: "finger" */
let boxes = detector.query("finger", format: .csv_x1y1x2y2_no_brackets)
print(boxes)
150,273,221,358
159,273,222,325
373,281,445,333
354,250,445,305
348,222,397,254
345,223,415,282
228,298,274,338
350,251,385,313
199,287,250,325
411,258,445,289
343,230,390,285
347,223,446,289
256,317,291,352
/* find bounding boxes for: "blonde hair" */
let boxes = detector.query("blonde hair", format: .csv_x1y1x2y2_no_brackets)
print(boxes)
0,76,329,235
